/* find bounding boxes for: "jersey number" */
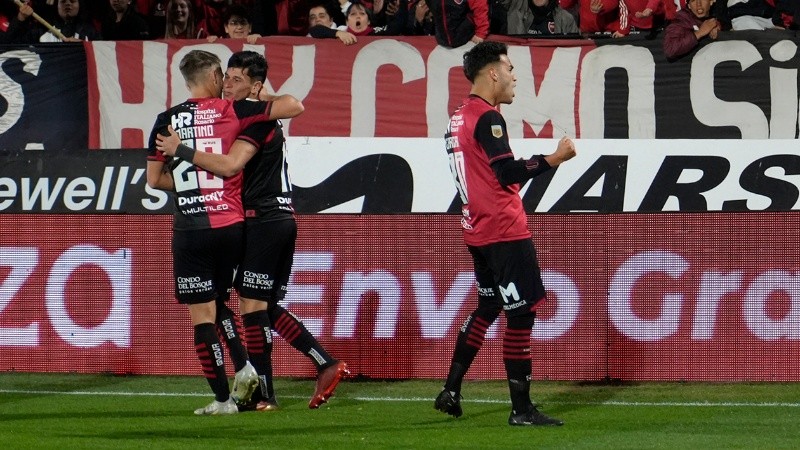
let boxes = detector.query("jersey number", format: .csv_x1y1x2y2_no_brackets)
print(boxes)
448,151,468,204
172,138,224,192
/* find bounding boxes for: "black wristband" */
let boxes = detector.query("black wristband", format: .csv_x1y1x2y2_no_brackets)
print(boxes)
175,144,195,163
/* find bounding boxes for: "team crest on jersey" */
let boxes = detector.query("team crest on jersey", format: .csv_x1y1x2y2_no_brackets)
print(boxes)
491,125,503,138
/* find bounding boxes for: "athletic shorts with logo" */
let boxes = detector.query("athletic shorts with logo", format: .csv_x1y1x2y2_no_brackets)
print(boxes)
236,218,296,302
468,238,547,317
172,224,244,304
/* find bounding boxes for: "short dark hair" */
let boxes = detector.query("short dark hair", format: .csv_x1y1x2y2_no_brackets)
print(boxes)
345,2,372,23
309,1,334,16
224,4,251,24
462,41,508,83
179,50,221,85
227,51,267,83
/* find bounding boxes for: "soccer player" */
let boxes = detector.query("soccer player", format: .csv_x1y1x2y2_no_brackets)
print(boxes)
156,51,349,411
434,41,576,426
145,49,303,415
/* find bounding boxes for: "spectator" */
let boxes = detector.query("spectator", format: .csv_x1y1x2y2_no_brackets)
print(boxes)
5,0,100,42
663,0,720,59
308,1,338,26
0,3,13,40
503,0,580,34
623,0,667,33
196,0,228,38
137,0,168,38
372,0,401,27
207,3,260,42
490,0,509,33
404,0,435,34
579,0,629,36
252,0,311,35
347,1,401,33
307,2,359,43
772,0,800,29
2,0,35,43
333,0,353,23
101,0,150,39
164,0,198,38
31,0,58,24
428,0,490,47
717,0,774,29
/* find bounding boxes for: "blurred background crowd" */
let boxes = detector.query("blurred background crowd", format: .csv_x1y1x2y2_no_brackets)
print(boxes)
0,0,797,51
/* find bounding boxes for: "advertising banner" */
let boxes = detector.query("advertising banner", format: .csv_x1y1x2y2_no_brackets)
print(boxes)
1,213,798,381
1,139,797,214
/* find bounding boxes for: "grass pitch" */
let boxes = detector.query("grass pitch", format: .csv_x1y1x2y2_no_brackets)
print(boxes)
0,373,797,449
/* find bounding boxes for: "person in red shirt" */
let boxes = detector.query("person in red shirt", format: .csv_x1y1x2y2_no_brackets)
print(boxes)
428,0,490,47
579,0,629,36
434,41,576,426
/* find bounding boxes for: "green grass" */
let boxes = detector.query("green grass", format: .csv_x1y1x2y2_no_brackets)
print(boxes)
0,373,798,449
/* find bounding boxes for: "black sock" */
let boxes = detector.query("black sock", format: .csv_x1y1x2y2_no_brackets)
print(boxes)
215,301,248,372
444,306,500,393
504,313,535,412
269,304,334,371
194,322,230,402
242,310,274,400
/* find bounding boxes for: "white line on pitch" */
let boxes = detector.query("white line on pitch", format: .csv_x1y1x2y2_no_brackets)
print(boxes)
1,389,799,408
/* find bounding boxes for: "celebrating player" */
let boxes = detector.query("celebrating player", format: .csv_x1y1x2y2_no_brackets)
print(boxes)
435,41,576,426
146,49,303,415
156,51,349,411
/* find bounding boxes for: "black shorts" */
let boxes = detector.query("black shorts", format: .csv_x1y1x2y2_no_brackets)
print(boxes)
468,238,546,317
236,218,296,302
172,223,243,305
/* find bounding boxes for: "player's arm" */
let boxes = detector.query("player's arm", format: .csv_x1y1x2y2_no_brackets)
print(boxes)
475,111,576,186
146,117,175,190
256,90,305,120
491,136,576,186
156,125,257,177
146,160,174,190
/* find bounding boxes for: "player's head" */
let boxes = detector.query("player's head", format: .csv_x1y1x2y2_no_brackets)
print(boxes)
179,50,224,96
462,41,516,105
224,51,267,101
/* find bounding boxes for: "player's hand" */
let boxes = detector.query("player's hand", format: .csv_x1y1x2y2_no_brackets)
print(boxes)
546,136,577,167
155,125,181,156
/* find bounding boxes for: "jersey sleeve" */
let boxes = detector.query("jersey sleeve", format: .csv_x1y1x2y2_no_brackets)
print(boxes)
146,112,168,162
238,121,277,147
474,109,514,164
232,98,273,126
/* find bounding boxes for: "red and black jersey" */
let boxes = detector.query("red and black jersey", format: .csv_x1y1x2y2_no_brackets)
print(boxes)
241,120,294,222
445,95,530,247
147,97,272,231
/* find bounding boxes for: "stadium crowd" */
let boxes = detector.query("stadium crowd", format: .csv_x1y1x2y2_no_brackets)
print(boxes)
1,0,798,48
